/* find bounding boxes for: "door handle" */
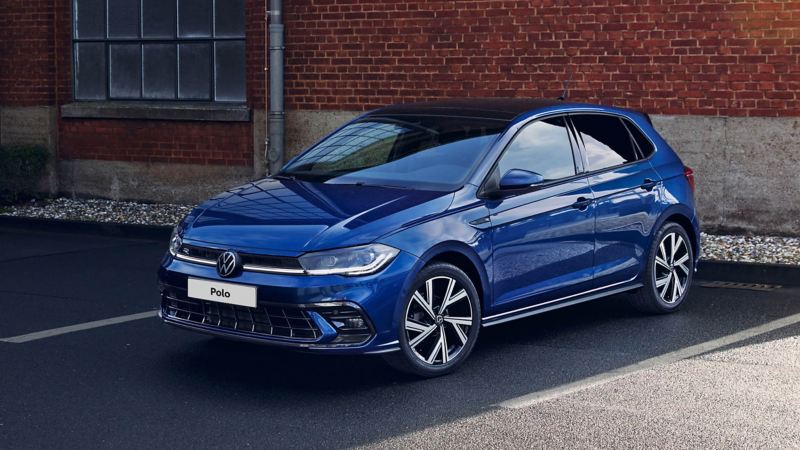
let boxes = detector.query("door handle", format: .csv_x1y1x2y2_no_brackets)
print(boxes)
640,178,658,191
571,197,593,210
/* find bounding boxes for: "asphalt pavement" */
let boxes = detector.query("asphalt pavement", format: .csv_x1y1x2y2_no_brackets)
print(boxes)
0,227,798,449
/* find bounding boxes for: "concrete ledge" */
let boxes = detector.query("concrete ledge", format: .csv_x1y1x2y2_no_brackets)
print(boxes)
61,101,251,122
695,260,800,287
0,105,59,195
58,159,254,204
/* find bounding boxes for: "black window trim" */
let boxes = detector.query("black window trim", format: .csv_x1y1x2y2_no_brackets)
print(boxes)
566,112,659,178
620,117,656,160
477,112,586,199
71,0,246,103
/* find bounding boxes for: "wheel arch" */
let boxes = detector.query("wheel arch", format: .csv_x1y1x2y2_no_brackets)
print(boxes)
417,242,491,313
654,205,699,260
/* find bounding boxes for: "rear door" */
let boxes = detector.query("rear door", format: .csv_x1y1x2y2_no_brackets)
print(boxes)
487,116,596,313
569,114,662,287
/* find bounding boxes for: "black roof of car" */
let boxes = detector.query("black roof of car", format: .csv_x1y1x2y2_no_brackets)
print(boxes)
369,98,654,125
369,98,569,121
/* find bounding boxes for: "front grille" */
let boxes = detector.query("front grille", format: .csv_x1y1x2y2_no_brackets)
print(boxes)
163,294,322,340
178,244,303,271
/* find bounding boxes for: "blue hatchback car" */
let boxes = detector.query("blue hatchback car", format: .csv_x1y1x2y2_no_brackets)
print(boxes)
159,99,699,377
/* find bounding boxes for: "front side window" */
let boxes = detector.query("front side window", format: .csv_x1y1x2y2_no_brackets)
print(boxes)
496,117,576,182
571,115,639,171
280,116,507,191
72,0,246,102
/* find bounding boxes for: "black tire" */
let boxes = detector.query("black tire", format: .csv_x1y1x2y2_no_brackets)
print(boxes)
628,222,695,314
383,262,481,377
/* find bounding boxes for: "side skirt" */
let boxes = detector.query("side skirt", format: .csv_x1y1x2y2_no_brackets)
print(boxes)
482,281,643,327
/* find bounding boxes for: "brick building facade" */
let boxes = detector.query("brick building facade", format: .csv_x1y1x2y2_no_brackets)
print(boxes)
1,1,799,233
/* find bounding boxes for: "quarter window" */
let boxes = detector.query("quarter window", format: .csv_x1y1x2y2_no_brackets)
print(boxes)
624,120,655,158
72,0,246,102
497,117,576,182
571,115,639,171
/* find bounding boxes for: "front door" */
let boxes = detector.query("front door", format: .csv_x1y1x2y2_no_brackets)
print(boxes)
487,116,596,314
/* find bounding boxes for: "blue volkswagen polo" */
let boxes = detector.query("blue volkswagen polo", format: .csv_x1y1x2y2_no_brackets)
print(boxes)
159,99,699,377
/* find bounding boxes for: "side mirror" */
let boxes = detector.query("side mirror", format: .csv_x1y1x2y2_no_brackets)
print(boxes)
498,169,545,190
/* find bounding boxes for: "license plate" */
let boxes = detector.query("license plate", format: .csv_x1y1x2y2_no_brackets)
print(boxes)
187,277,257,308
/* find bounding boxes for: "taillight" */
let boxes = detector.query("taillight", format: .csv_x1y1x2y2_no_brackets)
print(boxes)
684,165,695,193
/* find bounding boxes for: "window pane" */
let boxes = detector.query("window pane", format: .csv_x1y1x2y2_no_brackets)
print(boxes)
214,0,245,37
109,44,142,98
74,0,105,39
572,115,639,171
214,41,245,101
143,44,176,99
498,117,576,181
142,0,176,38
178,43,211,99
625,120,655,158
74,43,107,100
108,0,140,38
178,0,212,38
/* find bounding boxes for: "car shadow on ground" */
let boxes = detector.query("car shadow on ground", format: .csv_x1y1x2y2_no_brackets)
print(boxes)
150,286,800,447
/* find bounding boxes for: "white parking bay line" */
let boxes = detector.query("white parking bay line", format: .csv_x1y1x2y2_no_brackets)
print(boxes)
497,311,800,409
0,311,158,344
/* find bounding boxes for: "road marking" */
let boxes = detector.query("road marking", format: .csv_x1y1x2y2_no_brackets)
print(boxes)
497,311,800,409
0,311,158,344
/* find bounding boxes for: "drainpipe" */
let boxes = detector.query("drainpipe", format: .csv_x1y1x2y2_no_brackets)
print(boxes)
267,0,285,174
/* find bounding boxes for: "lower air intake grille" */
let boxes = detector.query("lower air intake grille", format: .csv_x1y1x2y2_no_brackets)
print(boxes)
163,295,322,340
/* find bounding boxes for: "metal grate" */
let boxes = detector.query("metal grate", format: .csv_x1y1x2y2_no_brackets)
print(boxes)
163,294,321,340
697,281,782,291
179,243,304,270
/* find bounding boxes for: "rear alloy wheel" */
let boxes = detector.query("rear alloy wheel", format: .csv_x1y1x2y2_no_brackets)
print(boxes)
628,222,694,313
654,231,691,304
384,263,480,377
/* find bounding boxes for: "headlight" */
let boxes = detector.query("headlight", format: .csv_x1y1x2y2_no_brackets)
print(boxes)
298,244,400,276
168,225,183,256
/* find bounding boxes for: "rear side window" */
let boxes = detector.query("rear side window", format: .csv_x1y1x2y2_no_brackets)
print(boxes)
497,116,576,182
571,115,639,171
624,120,655,158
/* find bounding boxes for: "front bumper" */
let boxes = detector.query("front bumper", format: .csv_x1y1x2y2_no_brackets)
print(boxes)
157,248,420,354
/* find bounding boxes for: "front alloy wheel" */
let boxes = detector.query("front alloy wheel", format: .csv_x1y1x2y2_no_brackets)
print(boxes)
384,263,480,377
405,276,473,365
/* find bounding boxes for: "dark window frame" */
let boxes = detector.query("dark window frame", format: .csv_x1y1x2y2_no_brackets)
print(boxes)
621,118,656,159
567,113,654,174
494,115,579,183
478,113,586,198
71,0,246,103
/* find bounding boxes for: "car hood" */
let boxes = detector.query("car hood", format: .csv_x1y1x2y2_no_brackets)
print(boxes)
182,178,454,253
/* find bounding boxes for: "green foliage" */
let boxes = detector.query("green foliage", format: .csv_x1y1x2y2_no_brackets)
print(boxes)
0,145,49,204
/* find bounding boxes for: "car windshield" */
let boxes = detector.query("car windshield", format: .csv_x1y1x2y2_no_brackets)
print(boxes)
279,115,507,191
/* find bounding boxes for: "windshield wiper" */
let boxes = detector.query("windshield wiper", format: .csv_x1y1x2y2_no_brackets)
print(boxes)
352,181,412,190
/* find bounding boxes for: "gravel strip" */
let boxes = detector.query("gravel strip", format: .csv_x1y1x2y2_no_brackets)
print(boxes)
0,197,192,227
1,198,798,265
700,233,800,266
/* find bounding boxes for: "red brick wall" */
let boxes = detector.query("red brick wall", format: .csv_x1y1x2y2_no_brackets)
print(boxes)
4,0,799,167
246,0,268,110
0,0,70,106
59,120,252,166
4,0,799,115
281,0,800,116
